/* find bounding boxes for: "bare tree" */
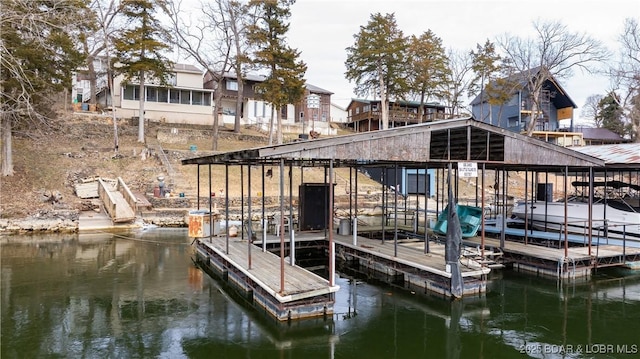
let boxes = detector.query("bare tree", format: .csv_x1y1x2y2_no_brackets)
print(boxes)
79,0,122,108
498,19,609,135
582,94,604,127
610,18,640,141
443,48,474,117
164,0,247,150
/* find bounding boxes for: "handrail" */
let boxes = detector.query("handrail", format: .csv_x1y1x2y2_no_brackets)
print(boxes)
117,177,138,213
98,178,118,220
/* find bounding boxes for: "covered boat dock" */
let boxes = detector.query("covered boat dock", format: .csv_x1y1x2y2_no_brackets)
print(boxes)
182,117,636,320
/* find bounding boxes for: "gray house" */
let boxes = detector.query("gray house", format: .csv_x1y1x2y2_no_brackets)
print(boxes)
470,67,577,134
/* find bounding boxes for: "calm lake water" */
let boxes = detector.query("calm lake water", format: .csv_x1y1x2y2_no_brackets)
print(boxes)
2,229,639,359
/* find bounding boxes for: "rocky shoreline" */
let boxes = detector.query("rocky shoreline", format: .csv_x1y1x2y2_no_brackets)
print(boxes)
0,193,388,235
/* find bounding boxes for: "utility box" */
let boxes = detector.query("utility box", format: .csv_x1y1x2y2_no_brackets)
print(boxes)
299,183,334,231
536,183,553,202
188,211,220,238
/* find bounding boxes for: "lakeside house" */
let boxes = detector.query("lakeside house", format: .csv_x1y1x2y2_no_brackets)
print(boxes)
470,67,585,147
208,72,337,136
73,59,337,135
346,99,450,132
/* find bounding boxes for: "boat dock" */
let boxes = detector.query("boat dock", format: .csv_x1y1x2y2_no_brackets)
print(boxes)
333,234,490,298
192,237,339,321
464,235,640,279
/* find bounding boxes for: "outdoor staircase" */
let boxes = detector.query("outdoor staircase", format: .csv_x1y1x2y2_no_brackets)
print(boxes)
98,177,137,223
147,136,182,191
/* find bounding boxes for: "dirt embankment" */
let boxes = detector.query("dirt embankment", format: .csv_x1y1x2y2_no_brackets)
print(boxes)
1,113,539,234
0,113,381,233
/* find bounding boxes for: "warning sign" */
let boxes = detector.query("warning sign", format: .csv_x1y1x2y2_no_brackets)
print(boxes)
458,162,478,178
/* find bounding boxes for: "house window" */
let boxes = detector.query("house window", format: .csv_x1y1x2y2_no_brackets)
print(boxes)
226,80,238,91
203,92,211,106
123,85,139,100
158,88,168,103
167,73,177,86
355,107,360,115
363,105,370,112
180,90,190,104
281,105,287,119
192,91,203,105
170,89,180,103
146,87,157,102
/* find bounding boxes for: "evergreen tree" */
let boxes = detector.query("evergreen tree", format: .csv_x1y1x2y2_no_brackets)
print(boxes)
345,12,407,130
113,0,173,143
1,0,86,176
407,30,450,122
247,0,306,145
597,92,626,137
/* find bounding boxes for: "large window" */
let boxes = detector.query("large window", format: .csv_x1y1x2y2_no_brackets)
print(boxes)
123,84,212,106
170,89,180,103
157,88,168,103
180,90,190,104
146,87,157,102
123,85,139,100
192,91,203,105
226,80,238,91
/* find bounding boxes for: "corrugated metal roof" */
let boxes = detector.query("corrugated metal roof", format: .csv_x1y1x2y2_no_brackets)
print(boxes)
572,143,640,165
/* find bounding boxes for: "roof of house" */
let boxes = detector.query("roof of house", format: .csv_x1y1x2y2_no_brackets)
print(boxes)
222,72,331,94
306,83,333,95
470,67,577,109
347,98,447,110
173,63,203,74
575,127,626,141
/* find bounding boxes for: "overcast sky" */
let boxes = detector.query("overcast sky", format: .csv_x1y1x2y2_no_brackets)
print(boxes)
286,0,636,122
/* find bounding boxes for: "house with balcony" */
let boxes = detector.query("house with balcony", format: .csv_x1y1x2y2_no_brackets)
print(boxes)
346,99,449,132
470,67,581,146
207,72,336,135
71,56,109,109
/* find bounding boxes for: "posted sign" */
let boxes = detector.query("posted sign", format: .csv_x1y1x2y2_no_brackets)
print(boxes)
458,162,478,178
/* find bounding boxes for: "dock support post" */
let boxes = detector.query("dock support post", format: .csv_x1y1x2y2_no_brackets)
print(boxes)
329,159,335,286
290,230,295,265
262,218,268,252
352,217,357,246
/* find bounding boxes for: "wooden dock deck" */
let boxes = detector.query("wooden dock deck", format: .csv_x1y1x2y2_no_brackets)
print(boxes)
193,237,339,321
332,233,490,298
464,236,640,279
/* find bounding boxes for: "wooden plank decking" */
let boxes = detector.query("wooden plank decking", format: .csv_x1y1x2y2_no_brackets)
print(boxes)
464,236,640,263
198,237,339,302
332,234,490,278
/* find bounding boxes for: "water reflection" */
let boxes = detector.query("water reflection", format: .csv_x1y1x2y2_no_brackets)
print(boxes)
1,230,639,359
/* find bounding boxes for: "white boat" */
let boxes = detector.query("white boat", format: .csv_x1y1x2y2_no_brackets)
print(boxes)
511,181,640,241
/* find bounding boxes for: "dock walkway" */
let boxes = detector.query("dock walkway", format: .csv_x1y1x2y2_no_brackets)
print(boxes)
332,233,490,298
193,237,339,321
464,236,640,278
